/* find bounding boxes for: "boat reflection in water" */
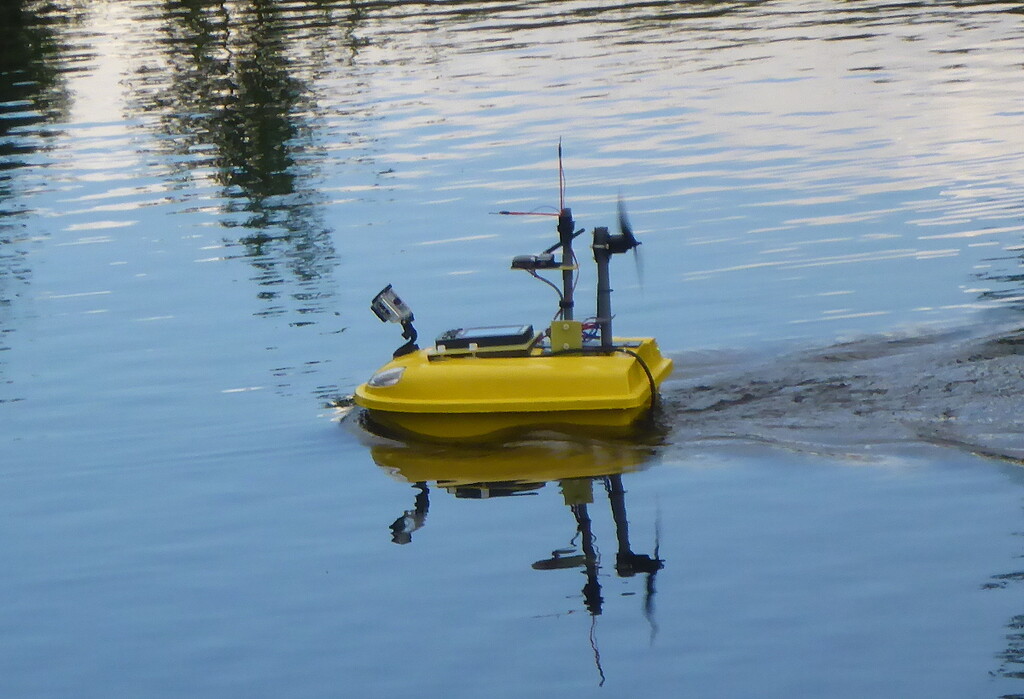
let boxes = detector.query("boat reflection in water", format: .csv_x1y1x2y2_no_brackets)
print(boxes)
368,436,665,681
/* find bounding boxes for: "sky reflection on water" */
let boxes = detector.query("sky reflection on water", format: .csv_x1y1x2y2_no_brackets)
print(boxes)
3,0,1023,350
1,1,1023,697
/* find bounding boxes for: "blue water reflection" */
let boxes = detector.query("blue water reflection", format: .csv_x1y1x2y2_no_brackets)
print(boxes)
1,1,1024,696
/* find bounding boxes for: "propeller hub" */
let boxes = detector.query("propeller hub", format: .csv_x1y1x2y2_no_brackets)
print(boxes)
608,232,639,255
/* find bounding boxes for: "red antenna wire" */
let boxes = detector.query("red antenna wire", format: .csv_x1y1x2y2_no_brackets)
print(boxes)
493,141,566,217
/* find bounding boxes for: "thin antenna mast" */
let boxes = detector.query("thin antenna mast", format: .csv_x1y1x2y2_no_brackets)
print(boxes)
558,139,566,212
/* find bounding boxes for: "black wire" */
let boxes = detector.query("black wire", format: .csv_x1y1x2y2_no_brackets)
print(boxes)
529,269,564,304
546,346,659,409
611,347,659,409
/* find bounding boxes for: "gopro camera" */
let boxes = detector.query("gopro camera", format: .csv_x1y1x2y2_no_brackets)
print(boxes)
370,284,414,324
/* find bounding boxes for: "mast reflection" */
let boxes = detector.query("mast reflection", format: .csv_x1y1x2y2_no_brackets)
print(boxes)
370,438,665,627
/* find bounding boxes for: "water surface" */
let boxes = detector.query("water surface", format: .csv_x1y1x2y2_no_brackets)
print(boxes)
2,1,1023,696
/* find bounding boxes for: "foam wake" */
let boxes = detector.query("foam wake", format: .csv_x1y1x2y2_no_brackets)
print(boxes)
662,318,1024,463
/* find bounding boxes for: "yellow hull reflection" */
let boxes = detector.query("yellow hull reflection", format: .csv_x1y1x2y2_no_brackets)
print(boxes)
370,438,652,488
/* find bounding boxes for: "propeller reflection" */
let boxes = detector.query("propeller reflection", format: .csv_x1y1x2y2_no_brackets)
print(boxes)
369,438,665,683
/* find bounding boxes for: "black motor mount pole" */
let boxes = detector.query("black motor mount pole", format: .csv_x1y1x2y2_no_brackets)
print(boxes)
592,218,640,349
557,208,575,320
592,226,613,348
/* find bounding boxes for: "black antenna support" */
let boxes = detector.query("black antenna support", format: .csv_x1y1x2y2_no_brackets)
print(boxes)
557,208,575,320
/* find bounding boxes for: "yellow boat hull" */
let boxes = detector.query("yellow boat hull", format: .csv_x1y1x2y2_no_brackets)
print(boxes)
354,337,673,442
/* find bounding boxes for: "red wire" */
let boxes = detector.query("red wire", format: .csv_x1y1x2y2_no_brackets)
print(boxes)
496,142,566,218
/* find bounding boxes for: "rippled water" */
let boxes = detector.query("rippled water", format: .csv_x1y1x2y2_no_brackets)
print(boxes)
2,1,1024,697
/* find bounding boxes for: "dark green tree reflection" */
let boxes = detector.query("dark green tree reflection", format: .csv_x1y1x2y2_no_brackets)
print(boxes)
0,0,77,194
1,0,79,219
0,0,81,402
125,0,359,322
